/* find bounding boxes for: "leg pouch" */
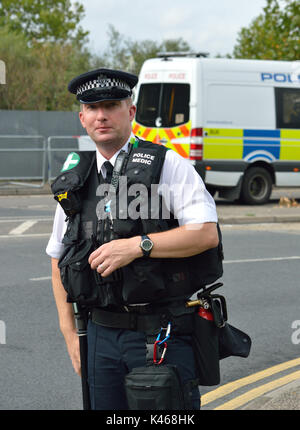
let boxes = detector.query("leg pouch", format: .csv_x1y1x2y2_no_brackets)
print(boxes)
192,294,251,385
125,363,188,410
192,311,220,386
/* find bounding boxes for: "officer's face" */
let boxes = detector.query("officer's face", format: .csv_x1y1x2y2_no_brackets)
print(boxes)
79,99,136,148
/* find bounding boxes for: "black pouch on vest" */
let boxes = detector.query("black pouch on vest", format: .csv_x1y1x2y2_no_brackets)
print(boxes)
121,258,167,304
125,364,188,410
54,189,82,217
187,223,224,290
58,239,100,306
51,152,95,218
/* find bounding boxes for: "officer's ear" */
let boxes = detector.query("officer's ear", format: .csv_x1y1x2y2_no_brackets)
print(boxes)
79,105,86,129
128,101,136,121
125,97,136,120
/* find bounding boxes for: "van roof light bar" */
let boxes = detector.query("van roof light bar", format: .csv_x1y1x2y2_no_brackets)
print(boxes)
157,51,209,59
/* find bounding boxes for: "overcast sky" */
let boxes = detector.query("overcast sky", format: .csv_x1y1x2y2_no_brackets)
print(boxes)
78,0,268,58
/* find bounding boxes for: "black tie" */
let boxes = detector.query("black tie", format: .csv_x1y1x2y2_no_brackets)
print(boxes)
103,161,113,183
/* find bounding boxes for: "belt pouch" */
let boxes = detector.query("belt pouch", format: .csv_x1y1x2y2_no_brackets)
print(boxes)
125,363,187,410
207,295,251,359
192,310,220,386
219,323,252,360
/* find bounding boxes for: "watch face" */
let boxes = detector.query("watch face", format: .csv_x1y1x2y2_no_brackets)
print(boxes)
142,238,153,251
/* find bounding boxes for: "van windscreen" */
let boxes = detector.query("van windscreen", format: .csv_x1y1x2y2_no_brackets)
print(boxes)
136,83,190,127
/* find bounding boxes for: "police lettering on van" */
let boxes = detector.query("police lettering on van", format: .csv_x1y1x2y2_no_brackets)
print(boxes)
261,73,300,84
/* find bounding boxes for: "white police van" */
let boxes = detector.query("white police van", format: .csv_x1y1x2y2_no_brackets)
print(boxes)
132,53,300,204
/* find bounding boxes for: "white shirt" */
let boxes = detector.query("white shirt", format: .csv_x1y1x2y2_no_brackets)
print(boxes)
46,134,218,259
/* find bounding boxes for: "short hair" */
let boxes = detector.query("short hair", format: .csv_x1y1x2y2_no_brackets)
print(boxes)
79,96,133,111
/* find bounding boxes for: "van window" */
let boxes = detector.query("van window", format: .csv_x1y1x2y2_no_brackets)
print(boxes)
206,84,275,128
275,88,300,129
136,83,190,127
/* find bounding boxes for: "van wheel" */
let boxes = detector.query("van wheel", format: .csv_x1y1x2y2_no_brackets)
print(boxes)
240,167,272,205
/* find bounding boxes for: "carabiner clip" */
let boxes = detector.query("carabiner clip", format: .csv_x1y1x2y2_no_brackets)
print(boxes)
153,340,167,365
153,322,171,364
156,322,171,345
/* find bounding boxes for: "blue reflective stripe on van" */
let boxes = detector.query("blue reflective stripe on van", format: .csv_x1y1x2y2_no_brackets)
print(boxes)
243,129,281,138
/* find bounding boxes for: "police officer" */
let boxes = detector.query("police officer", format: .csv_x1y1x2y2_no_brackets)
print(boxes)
46,67,219,410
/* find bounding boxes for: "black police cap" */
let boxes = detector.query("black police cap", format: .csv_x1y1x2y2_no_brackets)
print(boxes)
68,68,138,104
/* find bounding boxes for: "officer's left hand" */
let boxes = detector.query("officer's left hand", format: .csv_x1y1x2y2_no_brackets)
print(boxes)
88,236,142,277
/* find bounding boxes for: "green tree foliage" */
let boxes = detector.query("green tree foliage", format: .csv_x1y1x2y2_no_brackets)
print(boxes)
0,28,37,110
233,0,300,60
30,42,90,110
0,0,88,45
92,24,191,75
0,0,90,110
0,25,90,110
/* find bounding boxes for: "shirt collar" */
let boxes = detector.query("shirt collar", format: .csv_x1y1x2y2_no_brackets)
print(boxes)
95,132,135,174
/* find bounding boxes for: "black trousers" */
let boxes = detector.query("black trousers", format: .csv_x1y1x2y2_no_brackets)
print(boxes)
87,319,201,410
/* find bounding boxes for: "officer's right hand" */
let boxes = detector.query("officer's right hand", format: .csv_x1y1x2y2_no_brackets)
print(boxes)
63,329,81,376
88,236,142,277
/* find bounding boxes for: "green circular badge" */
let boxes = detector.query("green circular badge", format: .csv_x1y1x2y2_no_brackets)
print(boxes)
61,152,80,172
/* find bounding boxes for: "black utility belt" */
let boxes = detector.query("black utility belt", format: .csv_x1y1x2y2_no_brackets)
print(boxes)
89,300,195,335
95,304,156,315
90,307,164,334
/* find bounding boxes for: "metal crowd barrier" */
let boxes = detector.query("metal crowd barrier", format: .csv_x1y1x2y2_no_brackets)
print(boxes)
0,135,47,188
0,135,94,187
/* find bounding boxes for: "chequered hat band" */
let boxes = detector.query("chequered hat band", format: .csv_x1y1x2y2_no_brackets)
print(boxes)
76,75,131,96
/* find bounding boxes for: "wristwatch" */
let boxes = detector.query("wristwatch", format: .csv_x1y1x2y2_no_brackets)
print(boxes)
140,235,153,257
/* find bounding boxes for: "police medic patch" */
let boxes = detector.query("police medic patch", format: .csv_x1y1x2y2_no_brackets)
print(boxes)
131,150,156,166
61,152,80,172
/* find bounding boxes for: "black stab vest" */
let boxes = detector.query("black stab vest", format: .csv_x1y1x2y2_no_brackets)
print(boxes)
51,139,223,307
